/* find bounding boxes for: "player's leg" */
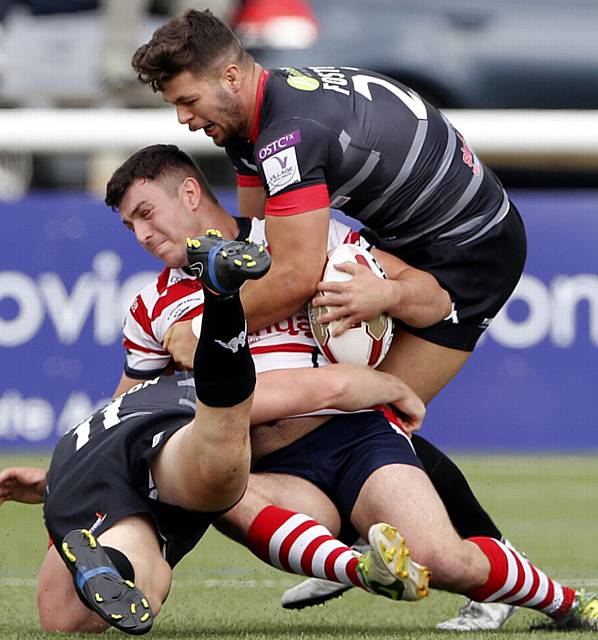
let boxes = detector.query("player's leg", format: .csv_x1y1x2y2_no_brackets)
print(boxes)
37,514,170,634
378,328,469,404
352,464,589,625
152,233,270,512
217,474,420,599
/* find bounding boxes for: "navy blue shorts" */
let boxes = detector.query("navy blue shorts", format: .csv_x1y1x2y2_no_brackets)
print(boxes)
252,411,423,540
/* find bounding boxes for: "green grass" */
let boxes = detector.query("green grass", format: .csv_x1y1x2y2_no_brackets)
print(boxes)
1,453,597,639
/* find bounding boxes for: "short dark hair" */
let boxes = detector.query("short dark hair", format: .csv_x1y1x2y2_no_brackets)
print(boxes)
132,9,248,92
105,144,217,210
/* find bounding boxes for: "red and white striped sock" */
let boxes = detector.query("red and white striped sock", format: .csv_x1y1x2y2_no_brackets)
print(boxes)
247,505,369,590
467,537,576,618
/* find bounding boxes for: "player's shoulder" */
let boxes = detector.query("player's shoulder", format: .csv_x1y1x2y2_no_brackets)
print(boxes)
133,267,196,307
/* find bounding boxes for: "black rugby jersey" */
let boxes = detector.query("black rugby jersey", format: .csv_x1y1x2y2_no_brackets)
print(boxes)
44,374,211,566
226,66,509,250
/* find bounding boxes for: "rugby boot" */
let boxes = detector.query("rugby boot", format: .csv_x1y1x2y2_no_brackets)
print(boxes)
186,229,271,294
436,599,516,631
61,529,153,635
555,591,598,630
357,523,430,601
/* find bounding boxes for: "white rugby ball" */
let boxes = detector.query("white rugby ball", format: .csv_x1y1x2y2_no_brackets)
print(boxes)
308,243,394,367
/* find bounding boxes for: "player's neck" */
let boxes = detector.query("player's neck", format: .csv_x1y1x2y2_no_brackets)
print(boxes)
242,62,264,140
199,202,239,240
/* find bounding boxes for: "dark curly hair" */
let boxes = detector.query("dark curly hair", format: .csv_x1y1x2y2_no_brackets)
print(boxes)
132,9,248,92
105,144,217,210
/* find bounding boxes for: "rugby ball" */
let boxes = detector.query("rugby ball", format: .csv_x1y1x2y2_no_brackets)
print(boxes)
308,244,394,367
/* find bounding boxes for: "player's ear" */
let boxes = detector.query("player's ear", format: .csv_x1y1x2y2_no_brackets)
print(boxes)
223,64,243,92
181,177,203,211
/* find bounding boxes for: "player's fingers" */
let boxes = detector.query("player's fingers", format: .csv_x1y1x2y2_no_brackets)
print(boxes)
316,305,348,323
316,280,346,294
332,316,356,337
332,261,358,274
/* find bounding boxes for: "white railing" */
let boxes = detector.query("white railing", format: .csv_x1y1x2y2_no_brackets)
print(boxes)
0,109,597,167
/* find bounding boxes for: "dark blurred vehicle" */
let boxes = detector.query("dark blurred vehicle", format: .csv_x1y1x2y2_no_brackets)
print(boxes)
253,0,598,109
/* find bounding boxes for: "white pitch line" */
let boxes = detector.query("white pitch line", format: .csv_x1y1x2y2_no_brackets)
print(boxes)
0,577,298,589
2,577,598,589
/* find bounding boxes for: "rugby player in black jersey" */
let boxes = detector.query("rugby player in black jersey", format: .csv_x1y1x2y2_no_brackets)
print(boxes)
131,10,527,627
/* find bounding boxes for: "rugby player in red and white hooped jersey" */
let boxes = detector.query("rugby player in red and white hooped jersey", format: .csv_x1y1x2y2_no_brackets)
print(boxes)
108,145,449,398
121,210,360,385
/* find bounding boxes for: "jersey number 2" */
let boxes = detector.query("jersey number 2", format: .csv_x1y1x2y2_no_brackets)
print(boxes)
352,74,427,120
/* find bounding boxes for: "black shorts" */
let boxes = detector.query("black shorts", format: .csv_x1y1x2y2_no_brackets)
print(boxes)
252,411,423,542
364,202,527,351
44,412,219,568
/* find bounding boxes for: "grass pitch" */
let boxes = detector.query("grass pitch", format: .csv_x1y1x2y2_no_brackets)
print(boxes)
1,453,597,639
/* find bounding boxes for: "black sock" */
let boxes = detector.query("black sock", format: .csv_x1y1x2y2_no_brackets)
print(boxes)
411,434,503,539
104,546,135,583
194,288,256,407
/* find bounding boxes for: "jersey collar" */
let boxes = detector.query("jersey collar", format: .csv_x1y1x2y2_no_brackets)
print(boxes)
248,68,270,144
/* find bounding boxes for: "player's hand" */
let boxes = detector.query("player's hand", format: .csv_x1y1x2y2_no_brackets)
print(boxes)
0,467,47,505
163,320,198,371
389,386,426,435
312,262,394,336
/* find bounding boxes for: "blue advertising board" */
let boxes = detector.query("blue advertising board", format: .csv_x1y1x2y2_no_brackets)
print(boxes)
1,189,597,451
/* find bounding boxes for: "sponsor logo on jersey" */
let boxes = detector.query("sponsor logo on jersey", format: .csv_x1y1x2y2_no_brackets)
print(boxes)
262,147,301,195
215,328,247,353
282,67,320,92
287,75,320,91
456,132,481,176
257,130,302,162
165,300,197,323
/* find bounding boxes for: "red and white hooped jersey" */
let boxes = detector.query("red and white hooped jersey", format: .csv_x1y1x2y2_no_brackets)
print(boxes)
122,216,369,379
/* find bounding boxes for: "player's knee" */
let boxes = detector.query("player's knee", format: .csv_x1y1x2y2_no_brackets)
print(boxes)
415,540,480,590
37,590,107,633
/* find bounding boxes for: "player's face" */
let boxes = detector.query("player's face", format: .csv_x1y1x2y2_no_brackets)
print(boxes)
162,71,246,147
119,178,200,267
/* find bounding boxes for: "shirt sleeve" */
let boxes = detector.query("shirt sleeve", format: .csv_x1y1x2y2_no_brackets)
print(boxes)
225,138,262,188
122,294,171,379
254,119,337,216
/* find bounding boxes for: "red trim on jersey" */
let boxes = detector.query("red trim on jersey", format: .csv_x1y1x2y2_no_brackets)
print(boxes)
266,184,330,217
249,343,315,355
130,295,156,342
237,173,262,187
249,69,270,143
123,337,167,356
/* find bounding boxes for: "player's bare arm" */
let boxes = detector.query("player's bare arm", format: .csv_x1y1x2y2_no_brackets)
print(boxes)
251,364,425,431
0,466,46,505
313,249,452,335
240,209,330,331
238,185,266,219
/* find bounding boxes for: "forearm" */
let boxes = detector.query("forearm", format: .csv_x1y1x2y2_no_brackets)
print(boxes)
386,271,452,328
240,264,315,332
251,364,413,423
